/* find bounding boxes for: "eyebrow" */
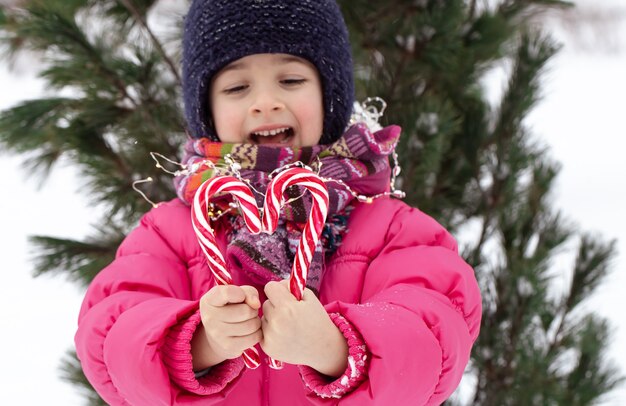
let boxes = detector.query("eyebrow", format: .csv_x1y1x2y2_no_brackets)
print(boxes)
219,55,309,73
278,55,308,65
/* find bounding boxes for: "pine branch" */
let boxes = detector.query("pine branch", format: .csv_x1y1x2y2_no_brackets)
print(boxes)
545,235,616,358
16,5,141,107
0,97,133,181
116,0,181,84
0,98,67,151
565,235,616,313
498,0,574,20
0,98,70,181
60,350,107,406
561,316,624,405
492,31,559,151
99,0,158,22
29,222,125,286
468,0,477,21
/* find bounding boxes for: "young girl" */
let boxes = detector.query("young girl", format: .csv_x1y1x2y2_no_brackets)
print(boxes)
75,0,482,404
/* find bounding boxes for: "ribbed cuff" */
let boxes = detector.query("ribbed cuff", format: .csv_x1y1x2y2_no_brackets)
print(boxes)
162,309,245,395
299,313,369,399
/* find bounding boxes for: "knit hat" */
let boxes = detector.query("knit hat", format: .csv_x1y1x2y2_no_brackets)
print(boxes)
182,0,354,144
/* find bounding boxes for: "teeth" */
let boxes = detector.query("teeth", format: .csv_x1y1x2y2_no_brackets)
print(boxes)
253,127,290,137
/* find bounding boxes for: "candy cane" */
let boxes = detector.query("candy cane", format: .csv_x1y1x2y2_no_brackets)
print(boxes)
191,176,262,369
263,167,329,299
263,168,330,370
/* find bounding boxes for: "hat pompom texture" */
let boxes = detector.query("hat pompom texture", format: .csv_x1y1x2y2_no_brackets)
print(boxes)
182,0,354,144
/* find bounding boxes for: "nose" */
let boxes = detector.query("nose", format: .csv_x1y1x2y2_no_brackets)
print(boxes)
249,88,285,116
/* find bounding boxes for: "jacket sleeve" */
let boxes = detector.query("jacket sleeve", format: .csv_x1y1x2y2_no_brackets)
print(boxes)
299,312,369,399
303,203,482,405
74,201,244,405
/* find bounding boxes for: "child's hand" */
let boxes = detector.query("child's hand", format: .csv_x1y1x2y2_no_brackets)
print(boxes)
192,285,262,370
260,280,348,377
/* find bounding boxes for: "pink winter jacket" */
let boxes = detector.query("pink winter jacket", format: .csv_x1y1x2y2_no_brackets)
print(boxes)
75,196,481,405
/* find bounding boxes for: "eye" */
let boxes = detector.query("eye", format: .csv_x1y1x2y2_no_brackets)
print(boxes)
223,84,248,94
281,78,307,86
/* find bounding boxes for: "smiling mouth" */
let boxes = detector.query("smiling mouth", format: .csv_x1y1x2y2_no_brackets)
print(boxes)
250,127,294,145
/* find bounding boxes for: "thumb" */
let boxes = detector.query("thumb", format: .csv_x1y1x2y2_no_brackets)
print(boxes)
240,285,261,310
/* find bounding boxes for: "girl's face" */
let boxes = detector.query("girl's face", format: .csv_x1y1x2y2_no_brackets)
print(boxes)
210,53,324,148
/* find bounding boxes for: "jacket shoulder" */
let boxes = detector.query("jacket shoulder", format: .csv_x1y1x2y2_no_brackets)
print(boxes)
338,198,457,258
117,198,199,262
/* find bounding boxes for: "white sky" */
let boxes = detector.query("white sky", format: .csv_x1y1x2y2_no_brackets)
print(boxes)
1,1,625,404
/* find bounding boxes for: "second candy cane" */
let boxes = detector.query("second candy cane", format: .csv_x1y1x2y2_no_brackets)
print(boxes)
263,167,330,368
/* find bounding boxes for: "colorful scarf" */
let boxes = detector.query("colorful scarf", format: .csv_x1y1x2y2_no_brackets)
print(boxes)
174,123,401,293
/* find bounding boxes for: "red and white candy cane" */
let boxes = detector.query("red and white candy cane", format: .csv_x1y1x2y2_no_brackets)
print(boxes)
262,167,330,369
191,176,263,369
263,167,330,299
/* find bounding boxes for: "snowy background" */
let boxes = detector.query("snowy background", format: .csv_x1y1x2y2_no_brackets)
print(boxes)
1,1,625,404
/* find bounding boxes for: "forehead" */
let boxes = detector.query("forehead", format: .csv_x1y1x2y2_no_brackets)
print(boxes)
217,53,317,75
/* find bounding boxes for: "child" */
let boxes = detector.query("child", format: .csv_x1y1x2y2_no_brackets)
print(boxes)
75,0,482,404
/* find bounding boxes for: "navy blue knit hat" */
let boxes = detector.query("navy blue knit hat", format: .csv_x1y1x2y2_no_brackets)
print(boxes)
182,0,354,144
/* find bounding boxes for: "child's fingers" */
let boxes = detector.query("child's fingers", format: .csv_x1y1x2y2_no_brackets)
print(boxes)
239,285,261,309
261,298,274,322
204,285,248,307
224,329,264,355
223,316,262,338
264,280,296,305
218,303,260,323
301,287,316,302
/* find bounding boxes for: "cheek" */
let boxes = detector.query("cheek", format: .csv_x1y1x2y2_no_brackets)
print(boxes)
296,91,324,131
296,106,324,146
211,101,243,142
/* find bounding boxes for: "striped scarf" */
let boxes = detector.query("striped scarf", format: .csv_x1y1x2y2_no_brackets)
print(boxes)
175,123,401,293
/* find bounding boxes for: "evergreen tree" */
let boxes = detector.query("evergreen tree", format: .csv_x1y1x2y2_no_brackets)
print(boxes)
0,0,622,404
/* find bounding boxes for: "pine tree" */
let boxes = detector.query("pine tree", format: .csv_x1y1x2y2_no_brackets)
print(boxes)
1,1,622,404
